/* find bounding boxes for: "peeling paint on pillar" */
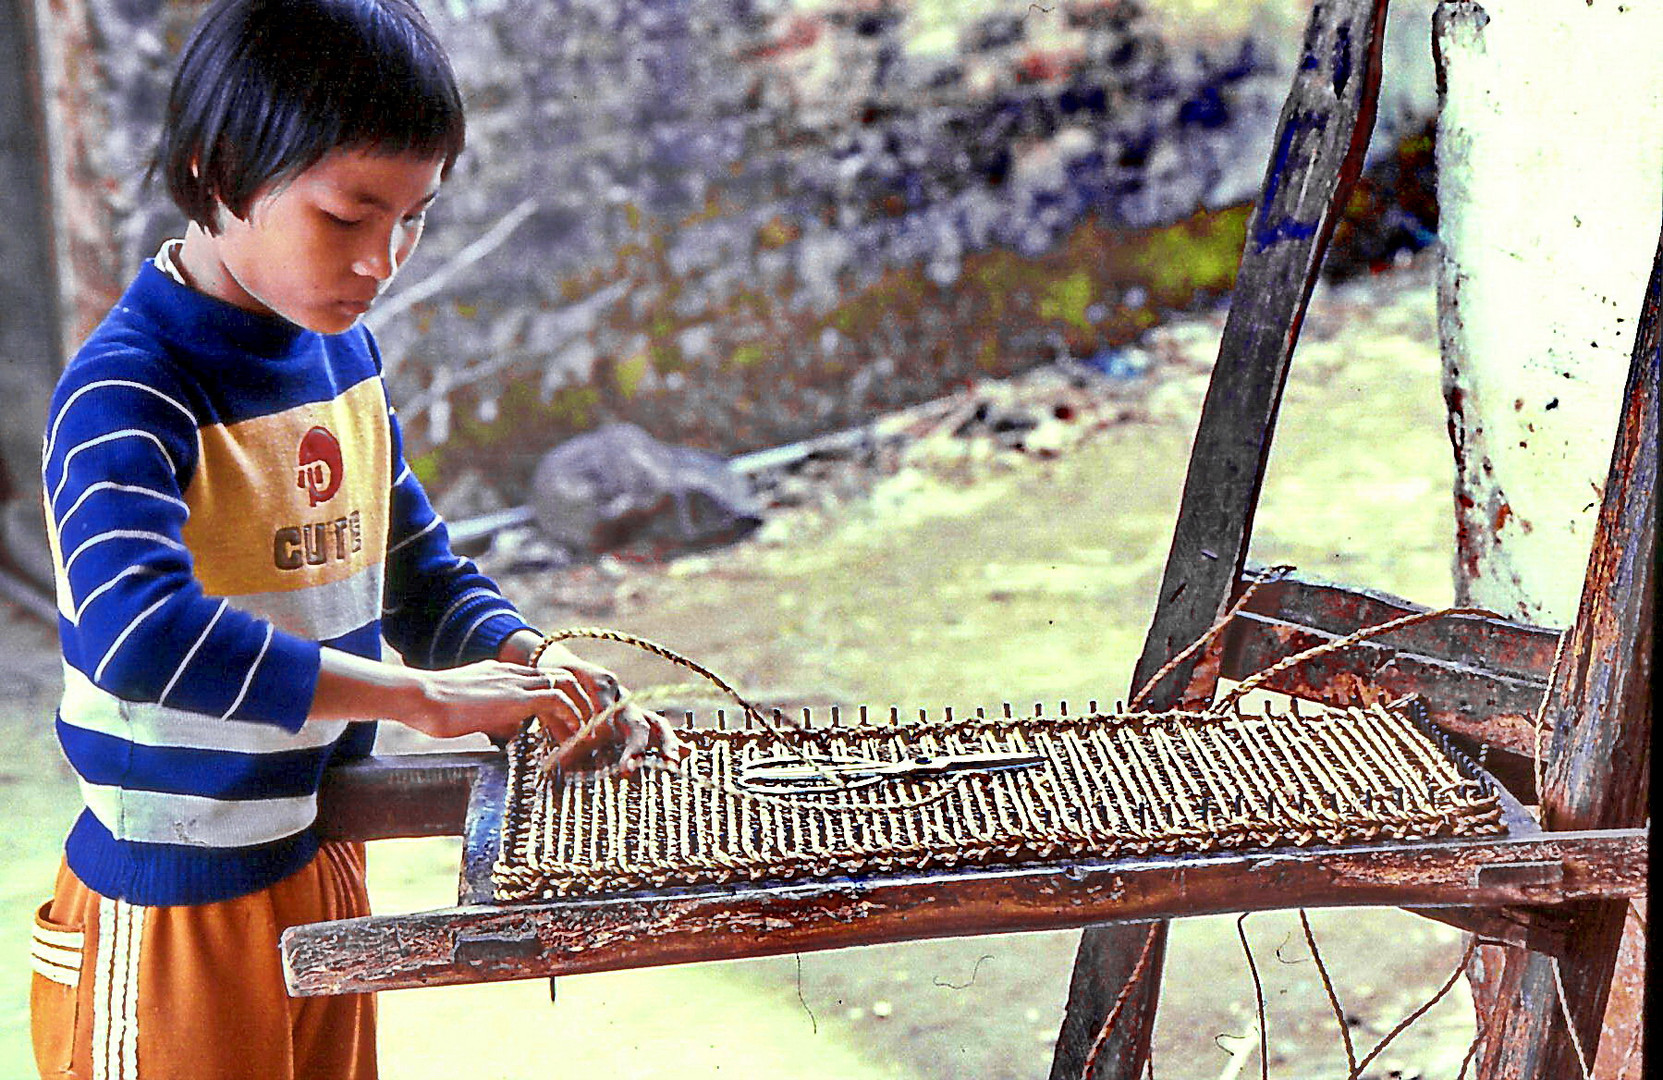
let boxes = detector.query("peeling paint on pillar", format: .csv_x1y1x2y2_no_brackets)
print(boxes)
1433,0,1663,625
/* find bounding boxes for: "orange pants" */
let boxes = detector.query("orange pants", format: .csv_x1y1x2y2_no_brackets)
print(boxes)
30,842,375,1080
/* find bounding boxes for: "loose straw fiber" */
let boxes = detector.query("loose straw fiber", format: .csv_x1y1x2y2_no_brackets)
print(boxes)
492,702,1505,902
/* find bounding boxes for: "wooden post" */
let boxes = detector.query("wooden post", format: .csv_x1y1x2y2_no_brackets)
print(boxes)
1475,227,1657,1079
0,0,65,586
1048,1,1391,1076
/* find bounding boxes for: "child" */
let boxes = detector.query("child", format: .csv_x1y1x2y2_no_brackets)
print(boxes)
30,1,684,1075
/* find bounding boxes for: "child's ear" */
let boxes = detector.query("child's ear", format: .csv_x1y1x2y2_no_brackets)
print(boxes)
200,199,238,238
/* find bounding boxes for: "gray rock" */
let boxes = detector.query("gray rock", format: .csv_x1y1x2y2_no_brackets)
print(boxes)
530,422,763,558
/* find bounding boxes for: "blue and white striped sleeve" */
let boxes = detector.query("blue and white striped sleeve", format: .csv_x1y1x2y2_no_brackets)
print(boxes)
380,408,533,669
43,354,321,730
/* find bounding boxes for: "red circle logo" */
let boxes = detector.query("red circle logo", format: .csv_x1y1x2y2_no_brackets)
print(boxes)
296,426,344,506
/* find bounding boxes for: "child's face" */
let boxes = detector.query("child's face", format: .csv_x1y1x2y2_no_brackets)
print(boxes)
187,148,444,334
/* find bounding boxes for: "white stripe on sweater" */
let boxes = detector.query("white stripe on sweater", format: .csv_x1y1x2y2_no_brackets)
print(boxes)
92,592,173,684
57,481,188,532
218,624,272,720
44,379,193,464
156,598,226,708
229,562,383,641
60,663,346,752
72,566,157,625
387,514,441,556
50,429,178,509
448,606,515,665
63,530,187,578
428,587,497,665
80,781,318,847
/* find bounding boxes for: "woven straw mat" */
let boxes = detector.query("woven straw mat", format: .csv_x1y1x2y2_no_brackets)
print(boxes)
492,702,1505,901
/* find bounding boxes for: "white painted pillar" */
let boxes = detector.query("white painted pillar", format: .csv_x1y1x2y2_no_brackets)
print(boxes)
1433,0,1663,624
1434,8,1657,1074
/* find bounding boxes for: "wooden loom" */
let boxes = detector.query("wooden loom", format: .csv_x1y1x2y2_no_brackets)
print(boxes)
280,1,1654,1076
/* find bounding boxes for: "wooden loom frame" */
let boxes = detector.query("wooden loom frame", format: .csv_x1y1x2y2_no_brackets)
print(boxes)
281,1,1654,1076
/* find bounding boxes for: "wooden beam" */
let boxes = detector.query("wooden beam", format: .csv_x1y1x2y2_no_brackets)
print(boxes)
280,825,1646,997
459,756,508,905
1408,904,1574,960
1053,1,1393,1075
1227,571,1560,683
1222,612,1541,789
1215,573,1558,800
1127,0,1393,710
1476,225,1658,1080
313,751,493,841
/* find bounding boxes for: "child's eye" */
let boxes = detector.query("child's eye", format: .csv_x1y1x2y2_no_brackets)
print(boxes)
323,210,363,228
401,210,428,227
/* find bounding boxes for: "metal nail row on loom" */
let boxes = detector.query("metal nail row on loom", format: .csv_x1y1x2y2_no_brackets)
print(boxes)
656,697,1323,730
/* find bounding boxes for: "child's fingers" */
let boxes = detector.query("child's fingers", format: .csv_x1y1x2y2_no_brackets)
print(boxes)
546,667,597,715
547,702,686,775
535,688,585,742
643,709,691,761
535,658,617,710
519,666,599,744
552,708,620,770
613,707,657,776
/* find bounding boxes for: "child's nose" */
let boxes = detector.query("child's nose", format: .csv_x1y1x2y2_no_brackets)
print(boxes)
352,229,401,281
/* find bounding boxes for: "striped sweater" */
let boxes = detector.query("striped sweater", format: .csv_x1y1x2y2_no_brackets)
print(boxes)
43,261,533,906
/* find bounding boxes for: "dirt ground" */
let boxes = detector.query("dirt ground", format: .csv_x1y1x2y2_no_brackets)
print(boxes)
1,254,1483,1078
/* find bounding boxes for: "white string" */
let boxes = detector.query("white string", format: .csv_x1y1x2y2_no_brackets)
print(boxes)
1550,957,1595,1080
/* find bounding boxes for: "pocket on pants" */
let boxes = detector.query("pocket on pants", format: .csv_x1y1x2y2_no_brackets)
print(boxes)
30,900,85,1076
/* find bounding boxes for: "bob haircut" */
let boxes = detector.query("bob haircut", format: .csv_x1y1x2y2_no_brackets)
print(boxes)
156,0,466,231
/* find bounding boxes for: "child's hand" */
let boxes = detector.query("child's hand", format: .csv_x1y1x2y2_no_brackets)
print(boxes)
396,659,594,744
547,697,690,776
530,642,691,775
313,646,598,744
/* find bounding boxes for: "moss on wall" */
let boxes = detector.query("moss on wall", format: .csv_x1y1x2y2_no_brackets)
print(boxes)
417,202,1252,495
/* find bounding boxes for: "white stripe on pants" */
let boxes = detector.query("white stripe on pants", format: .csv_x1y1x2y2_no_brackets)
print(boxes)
92,896,144,1080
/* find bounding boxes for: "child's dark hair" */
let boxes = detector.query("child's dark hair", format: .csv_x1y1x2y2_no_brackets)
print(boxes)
156,0,465,230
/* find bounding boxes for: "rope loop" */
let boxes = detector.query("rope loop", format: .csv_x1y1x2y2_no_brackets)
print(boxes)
525,627,983,812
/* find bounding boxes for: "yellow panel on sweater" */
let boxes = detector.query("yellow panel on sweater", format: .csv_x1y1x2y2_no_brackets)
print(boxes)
182,377,390,597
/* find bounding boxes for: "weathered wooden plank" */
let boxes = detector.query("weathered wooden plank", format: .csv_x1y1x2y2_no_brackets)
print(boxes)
280,825,1647,997
1476,226,1658,1080
1403,783,1573,957
1408,904,1574,960
1220,611,1546,743
1219,610,1542,797
1213,570,1571,801
1055,0,1395,1074
1230,570,1562,681
1128,0,1393,710
458,756,508,905
314,751,493,841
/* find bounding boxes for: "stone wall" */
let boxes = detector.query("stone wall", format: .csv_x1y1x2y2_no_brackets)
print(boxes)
386,0,1293,492
23,0,1439,508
